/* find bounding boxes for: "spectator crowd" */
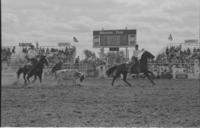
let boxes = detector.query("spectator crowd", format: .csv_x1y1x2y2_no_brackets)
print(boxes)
155,46,200,64
1,47,15,62
1,45,77,65
150,45,200,78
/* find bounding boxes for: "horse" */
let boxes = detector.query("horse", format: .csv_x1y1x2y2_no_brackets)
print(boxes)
26,55,49,84
106,50,155,86
54,69,85,86
16,58,38,84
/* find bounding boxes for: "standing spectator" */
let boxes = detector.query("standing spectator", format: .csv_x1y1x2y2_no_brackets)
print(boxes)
36,42,39,49
75,56,80,65
166,47,169,58
65,47,69,55
46,48,49,54
187,48,190,55
12,46,15,54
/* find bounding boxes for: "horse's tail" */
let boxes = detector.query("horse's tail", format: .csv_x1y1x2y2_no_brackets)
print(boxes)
17,67,22,79
106,66,118,77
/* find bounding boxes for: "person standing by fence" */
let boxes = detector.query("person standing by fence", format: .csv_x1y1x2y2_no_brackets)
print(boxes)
75,56,80,65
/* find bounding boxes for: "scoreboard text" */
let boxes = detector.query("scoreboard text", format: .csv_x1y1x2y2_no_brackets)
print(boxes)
93,29,136,48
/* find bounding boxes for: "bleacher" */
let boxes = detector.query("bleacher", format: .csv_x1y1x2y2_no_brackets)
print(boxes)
151,42,200,79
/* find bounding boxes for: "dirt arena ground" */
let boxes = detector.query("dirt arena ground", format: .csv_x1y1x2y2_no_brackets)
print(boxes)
1,70,200,127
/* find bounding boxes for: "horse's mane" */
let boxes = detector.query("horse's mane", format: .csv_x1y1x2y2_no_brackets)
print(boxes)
140,50,154,62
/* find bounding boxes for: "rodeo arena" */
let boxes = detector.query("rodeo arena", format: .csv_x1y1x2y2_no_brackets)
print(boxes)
1,29,200,127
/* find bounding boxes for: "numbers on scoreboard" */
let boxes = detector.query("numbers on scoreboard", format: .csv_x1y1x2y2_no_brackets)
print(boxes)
108,35,120,46
93,35,100,47
100,35,128,46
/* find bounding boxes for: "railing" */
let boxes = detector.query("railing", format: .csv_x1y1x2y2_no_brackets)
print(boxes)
148,62,199,79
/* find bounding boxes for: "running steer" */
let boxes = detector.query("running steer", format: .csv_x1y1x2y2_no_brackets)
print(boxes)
55,69,85,86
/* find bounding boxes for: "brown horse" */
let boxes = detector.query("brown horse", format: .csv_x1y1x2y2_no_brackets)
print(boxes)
106,50,155,86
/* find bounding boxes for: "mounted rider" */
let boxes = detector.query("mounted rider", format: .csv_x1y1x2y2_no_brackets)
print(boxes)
129,44,144,74
25,45,39,66
132,44,144,62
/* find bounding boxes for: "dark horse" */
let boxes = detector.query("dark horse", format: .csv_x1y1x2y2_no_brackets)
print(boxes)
17,58,38,84
106,50,155,86
26,55,49,84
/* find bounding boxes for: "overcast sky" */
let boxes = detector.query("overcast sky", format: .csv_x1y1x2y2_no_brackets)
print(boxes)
2,0,200,57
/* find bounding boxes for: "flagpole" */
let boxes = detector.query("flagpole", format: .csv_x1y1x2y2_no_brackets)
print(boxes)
72,37,79,58
199,0,200,47
198,0,200,104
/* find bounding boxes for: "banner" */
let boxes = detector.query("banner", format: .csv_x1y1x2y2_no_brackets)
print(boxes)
58,42,71,47
176,74,188,79
19,43,32,47
184,39,198,45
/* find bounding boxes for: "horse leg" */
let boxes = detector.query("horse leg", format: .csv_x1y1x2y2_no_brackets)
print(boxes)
32,75,37,83
77,77,82,87
122,73,132,87
144,72,155,85
38,74,42,83
76,78,80,86
23,73,27,85
147,70,156,80
54,72,57,80
111,73,120,86
27,73,33,84
111,76,116,86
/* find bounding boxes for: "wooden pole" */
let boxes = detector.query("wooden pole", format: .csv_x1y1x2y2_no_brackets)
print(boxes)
198,58,200,104
198,0,200,104
125,47,129,60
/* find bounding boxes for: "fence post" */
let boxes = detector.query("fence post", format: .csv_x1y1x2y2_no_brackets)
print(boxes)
198,58,200,104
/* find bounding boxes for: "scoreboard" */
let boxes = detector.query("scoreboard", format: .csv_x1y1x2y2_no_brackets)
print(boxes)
93,29,136,48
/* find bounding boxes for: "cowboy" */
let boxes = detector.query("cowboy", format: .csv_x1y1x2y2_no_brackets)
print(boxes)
28,45,37,59
132,44,140,63
130,44,144,75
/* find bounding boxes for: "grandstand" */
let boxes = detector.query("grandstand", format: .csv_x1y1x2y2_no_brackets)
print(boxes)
152,40,200,79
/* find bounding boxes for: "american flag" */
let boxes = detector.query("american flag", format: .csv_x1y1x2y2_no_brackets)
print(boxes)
168,34,173,41
73,37,79,42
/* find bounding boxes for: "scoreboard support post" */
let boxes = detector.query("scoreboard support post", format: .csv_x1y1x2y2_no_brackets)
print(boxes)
100,48,105,59
199,57,200,105
125,47,129,60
